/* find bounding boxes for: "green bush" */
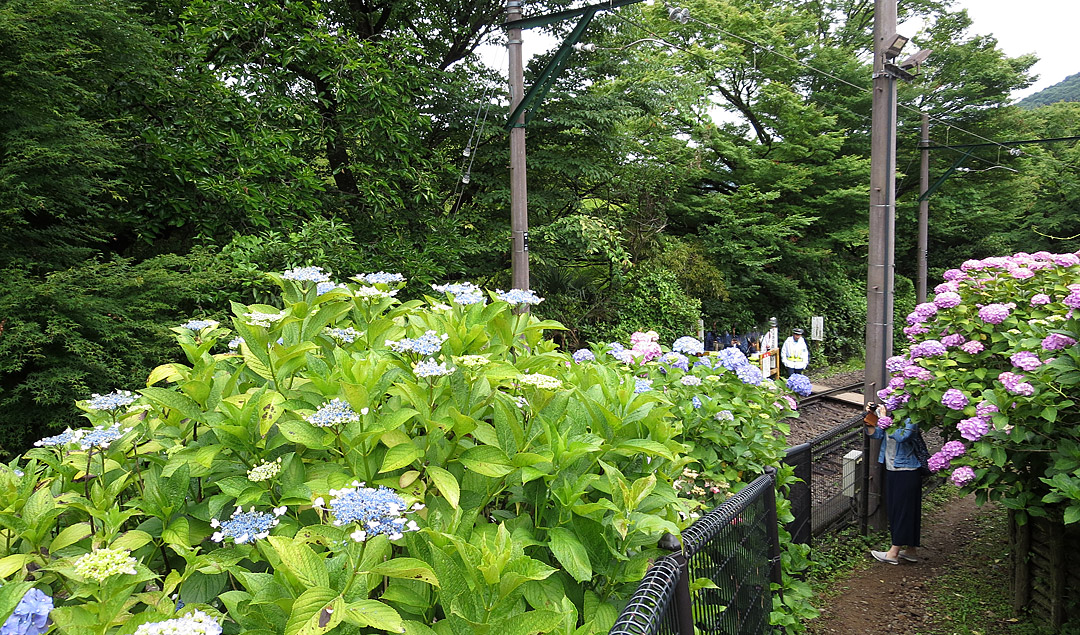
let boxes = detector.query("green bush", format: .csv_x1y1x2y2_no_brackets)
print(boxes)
3,270,813,633
0,249,249,455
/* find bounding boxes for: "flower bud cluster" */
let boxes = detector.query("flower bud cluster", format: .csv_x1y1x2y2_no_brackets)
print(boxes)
74,547,138,583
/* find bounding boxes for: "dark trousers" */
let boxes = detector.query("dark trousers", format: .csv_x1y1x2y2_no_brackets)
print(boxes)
885,468,922,547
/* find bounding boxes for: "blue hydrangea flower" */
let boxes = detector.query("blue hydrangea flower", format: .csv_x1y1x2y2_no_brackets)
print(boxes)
735,364,762,386
693,357,713,368
495,288,544,305
305,399,361,427
432,282,485,306
210,506,286,544
386,331,447,356
572,349,595,363
227,336,245,350
716,348,749,371
634,378,652,394
786,373,813,397
282,266,331,283
85,390,137,411
34,429,79,448
357,272,406,285
316,281,348,295
413,359,454,378
327,483,420,542
661,352,690,371
0,587,52,635
326,327,362,344
671,336,704,355
78,425,130,450
179,319,218,331
691,396,702,409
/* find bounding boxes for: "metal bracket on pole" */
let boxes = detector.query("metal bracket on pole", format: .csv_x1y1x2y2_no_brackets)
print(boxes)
505,9,598,129
918,147,974,202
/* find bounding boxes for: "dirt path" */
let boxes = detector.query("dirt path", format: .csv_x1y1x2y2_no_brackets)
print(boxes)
807,494,985,634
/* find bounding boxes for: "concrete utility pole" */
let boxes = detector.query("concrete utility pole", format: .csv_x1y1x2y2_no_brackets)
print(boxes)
917,113,930,304
864,0,899,532
507,0,530,291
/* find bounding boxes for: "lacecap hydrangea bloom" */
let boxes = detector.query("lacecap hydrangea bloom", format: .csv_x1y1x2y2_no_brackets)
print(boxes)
495,288,544,305
77,425,131,450
386,330,447,356
210,506,287,544
73,547,139,583
134,610,223,635
34,429,82,448
317,281,348,295
326,482,420,542
413,359,454,378
326,327,362,344
245,310,286,327
247,457,283,482
519,373,562,390
227,336,244,350
180,319,218,331
671,336,704,355
86,390,137,411
282,266,331,283
354,272,405,285
1,587,53,635
431,282,484,305
305,399,362,427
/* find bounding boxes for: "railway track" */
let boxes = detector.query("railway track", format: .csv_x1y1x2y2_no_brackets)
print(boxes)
800,382,863,407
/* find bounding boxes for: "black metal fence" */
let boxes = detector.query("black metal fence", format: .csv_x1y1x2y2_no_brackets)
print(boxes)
609,469,781,635
783,412,867,541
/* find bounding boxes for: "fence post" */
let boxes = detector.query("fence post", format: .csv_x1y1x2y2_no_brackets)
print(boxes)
764,466,784,600
658,533,694,635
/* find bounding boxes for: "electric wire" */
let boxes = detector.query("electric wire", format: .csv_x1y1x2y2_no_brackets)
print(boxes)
450,42,507,212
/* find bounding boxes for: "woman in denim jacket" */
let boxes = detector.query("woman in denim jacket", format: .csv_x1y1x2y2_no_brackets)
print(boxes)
865,408,922,565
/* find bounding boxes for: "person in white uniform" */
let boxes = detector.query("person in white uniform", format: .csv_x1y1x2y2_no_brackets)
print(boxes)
780,327,809,377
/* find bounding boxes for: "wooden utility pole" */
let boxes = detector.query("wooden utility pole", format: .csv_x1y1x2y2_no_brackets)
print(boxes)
507,0,530,291
917,113,930,304
864,0,898,532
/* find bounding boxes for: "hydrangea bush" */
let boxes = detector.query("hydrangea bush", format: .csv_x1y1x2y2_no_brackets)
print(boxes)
878,251,1080,523
0,266,811,634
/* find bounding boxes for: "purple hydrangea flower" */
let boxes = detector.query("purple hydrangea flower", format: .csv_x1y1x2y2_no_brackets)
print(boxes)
907,303,939,325
883,395,904,411
927,452,950,472
876,388,892,401
997,371,1024,391
735,364,763,386
1054,253,1080,267
888,376,906,390
1012,382,1035,397
1042,333,1077,351
933,292,962,309
950,466,976,487
572,349,595,363
975,401,999,416
910,340,946,359
786,373,812,397
960,259,984,271
1009,267,1034,280
941,440,966,460
942,388,969,410
935,281,960,294
1010,351,1042,371
957,416,990,441
1030,294,1051,306
942,269,967,281
941,333,966,347
904,324,930,338
1066,291,1080,310
959,340,985,355
876,415,893,429
885,355,908,373
978,303,1012,324
661,352,690,371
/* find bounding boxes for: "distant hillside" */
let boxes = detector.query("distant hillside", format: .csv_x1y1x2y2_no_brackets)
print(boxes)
1018,72,1080,109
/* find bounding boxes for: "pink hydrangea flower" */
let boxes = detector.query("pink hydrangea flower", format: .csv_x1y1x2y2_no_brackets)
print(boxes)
942,269,967,281
933,292,962,309
942,388,969,410
951,466,976,487
935,281,960,294
960,259,984,271
927,452,950,472
957,416,990,441
1030,294,1051,306
1010,351,1042,371
941,333,966,347
975,401,999,416
1042,333,1077,351
978,303,1012,324
941,440,966,459
959,340,984,354
876,416,893,429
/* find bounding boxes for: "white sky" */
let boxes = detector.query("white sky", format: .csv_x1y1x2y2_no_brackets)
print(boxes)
925,0,1080,99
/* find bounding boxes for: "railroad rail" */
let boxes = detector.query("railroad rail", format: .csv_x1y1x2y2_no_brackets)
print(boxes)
800,382,864,408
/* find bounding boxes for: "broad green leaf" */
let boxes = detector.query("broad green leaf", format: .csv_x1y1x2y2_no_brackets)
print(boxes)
547,527,592,583
49,522,92,553
22,487,54,528
0,555,35,579
112,530,154,552
380,442,423,473
268,536,330,588
284,587,343,635
365,558,439,587
459,446,513,477
140,386,205,421
343,599,404,632
426,466,460,508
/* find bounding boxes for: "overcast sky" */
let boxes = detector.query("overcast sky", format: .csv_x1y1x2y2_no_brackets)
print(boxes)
920,0,1080,99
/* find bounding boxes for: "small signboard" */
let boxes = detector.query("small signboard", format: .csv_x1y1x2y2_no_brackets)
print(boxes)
811,316,824,341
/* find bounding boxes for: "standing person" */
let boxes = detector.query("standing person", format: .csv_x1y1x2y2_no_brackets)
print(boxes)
761,319,779,378
864,405,922,565
780,328,809,377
